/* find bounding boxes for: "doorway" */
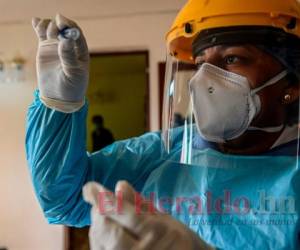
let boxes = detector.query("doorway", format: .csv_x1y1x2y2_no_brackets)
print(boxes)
65,50,150,250
87,51,150,151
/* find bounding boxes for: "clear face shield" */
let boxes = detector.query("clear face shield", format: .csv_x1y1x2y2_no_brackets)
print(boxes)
162,54,198,164
162,45,300,166
155,43,300,246
158,6,300,244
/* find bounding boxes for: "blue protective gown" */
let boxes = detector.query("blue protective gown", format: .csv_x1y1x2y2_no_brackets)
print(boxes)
26,91,300,249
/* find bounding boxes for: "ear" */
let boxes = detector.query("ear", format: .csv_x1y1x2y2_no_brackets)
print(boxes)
282,82,300,105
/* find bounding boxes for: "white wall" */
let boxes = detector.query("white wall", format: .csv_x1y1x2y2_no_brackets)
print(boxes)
0,0,186,249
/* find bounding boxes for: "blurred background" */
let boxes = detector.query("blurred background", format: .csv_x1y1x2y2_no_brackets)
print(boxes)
0,0,187,249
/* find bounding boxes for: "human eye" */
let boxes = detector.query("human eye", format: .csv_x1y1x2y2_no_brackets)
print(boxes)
224,55,241,65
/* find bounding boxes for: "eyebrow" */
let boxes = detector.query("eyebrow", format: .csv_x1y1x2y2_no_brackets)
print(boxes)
195,44,253,58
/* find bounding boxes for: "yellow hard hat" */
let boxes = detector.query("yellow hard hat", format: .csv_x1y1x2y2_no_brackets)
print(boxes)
166,0,300,62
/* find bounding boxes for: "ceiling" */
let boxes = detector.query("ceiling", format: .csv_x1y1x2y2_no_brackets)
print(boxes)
0,0,186,25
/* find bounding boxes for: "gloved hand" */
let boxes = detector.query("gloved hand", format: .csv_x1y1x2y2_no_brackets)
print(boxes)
32,14,89,113
83,181,215,250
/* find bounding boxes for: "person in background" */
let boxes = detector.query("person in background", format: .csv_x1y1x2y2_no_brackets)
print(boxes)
91,115,114,152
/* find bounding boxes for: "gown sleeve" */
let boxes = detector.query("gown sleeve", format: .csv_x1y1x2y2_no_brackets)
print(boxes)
25,90,163,227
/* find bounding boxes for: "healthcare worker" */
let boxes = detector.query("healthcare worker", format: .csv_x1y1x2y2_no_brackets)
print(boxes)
26,0,300,249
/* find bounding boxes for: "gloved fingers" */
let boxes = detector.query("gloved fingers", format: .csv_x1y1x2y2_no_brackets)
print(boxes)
56,13,89,62
82,181,103,207
90,183,146,235
133,229,177,250
55,13,78,31
46,20,59,40
32,17,40,30
58,38,80,72
115,180,136,205
150,230,179,250
84,181,150,237
132,232,154,250
132,217,170,248
89,213,139,250
32,18,51,41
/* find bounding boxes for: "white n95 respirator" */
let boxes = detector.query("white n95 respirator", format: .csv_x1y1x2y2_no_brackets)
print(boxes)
189,63,287,143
